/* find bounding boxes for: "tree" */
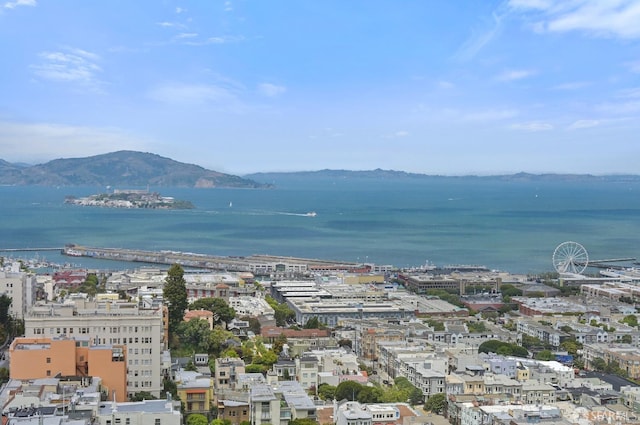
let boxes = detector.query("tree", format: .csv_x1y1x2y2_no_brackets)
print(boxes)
186,414,208,425
177,319,212,353
303,316,325,329
621,334,633,344
164,264,188,335
241,316,262,335
357,386,383,403
535,350,554,361
317,383,336,401
338,338,352,349
130,391,157,401
0,294,12,325
289,419,318,425
424,393,446,414
189,298,236,326
335,381,363,401
621,314,638,327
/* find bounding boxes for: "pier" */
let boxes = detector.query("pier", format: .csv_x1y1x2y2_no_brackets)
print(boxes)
0,247,63,252
61,244,359,274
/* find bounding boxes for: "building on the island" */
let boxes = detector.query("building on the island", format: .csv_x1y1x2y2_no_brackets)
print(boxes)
24,299,164,399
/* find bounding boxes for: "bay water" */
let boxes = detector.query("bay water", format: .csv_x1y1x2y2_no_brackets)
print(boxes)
1,176,639,274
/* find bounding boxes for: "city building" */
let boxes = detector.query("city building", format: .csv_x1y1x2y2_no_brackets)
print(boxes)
9,336,127,402
0,264,37,319
24,299,164,399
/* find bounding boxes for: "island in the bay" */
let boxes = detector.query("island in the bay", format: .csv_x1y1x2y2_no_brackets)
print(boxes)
64,189,194,209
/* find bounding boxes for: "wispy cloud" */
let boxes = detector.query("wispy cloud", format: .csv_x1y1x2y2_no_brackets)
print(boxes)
30,47,104,92
180,35,246,46
626,60,640,73
0,120,152,162
553,81,591,90
175,7,185,14
510,0,640,39
224,1,233,12
3,0,36,9
437,80,455,89
464,108,519,121
568,119,599,129
157,21,186,29
616,87,640,99
148,82,245,111
454,5,511,61
257,83,286,97
510,121,553,131
496,69,537,81
382,130,410,139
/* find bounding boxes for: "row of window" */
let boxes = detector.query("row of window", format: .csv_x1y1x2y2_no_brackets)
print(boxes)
32,326,155,335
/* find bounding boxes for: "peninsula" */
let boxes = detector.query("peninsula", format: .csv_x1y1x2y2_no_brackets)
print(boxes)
64,189,194,209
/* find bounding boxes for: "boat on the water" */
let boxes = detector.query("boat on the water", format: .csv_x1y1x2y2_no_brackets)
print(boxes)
305,211,317,217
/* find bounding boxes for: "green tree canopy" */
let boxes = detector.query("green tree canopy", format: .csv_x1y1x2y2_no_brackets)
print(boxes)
186,414,208,425
335,381,364,401
621,314,638,327
189,297,236,325
317,383,337,401
0,294,12,325
424,393,447,414
129,391,157,401
177,319,212,353
164,264,188,334
535,350,554,361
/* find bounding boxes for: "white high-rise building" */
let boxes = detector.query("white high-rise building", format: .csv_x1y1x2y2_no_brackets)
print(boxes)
0,263,37,319
24,298,164,399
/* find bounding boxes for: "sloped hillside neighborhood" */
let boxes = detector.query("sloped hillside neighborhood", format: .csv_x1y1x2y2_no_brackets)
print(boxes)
2,259,640,425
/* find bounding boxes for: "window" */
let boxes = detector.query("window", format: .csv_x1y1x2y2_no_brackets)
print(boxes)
46,370,51,376
155,419,161,425
46,357,51,363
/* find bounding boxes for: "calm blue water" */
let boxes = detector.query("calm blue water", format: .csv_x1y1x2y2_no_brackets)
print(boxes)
1,176,639,274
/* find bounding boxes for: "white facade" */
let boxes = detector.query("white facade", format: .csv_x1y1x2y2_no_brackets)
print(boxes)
0,266,37,319
24,299,164,399
95,399,181,425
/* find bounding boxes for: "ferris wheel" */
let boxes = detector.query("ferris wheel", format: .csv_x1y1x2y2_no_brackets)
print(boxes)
553,241,589,274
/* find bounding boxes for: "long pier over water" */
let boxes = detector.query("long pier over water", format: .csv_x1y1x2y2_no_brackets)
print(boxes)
60,244,359,273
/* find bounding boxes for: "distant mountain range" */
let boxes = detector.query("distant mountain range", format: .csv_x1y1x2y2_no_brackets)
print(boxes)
0,151,269,188
2,152,638,187
246,169,640,183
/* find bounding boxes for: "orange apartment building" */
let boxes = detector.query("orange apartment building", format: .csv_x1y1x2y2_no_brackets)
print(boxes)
9,336,128,402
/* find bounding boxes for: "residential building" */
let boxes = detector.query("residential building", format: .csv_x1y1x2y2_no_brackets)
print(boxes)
24,299,164,399
174,370,214,418
0,265,37,319
9,336,127,402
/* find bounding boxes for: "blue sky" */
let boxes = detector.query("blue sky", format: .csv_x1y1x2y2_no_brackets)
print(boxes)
1,0,639,175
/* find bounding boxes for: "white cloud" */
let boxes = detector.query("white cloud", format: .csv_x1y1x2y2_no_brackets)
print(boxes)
0,121,152,162
617,87,640,98
30,47,104,91
437,80,455,89
257,83,286,97
175,7,185,14
510,0,640,39
3,0,35,9
510,121,554,131
224,1,233,12
627,60,640,73
553,81,591,90
180,35,246,46
496,69,537,81
568,119,599,129
148,82,240,107
176,33,198,39
464,108,519,121
454,6,511,61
